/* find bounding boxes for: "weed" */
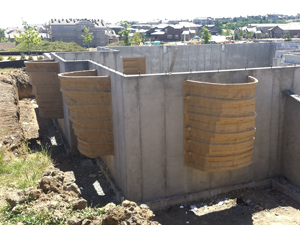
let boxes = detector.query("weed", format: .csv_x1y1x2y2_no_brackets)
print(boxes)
7,55,17,61
37,55,44,60
28,55,33,60
0,200,71,224
0,143,52,190
20,52,26,60
0,55,3,61
1,128,6,132
0,195,106,224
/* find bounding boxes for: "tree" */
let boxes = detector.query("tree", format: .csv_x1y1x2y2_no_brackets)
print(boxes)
82,26,94,48
225,28,231,36
283,33,292,41
0,29,9,42
253,32,257,39
247,32,254,39
202,26,211,44
132,32,141,45
214,20,222,35
238,29,244,40
118,22,131,46
234,32,239,40
14,20,41,55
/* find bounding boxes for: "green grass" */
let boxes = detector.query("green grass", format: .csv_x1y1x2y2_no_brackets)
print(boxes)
7,56,16,61
0,141,108,224
107,41,126,47
0,142,52,190
0,197,106,225
5,40,86,52
0,200,73,225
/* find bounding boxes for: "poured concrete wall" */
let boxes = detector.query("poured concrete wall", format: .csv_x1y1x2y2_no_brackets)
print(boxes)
270,42,300,65
282,93,300,187
108,43,272,74
49,47,300,204
54,51,122,72
108,66,300,202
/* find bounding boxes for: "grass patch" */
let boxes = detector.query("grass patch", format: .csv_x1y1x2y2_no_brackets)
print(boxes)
0,141,110,224
7,56,17,61
0,142,52,190
107,41,126,47
5,40,86,52
0,199,106,225
0,200,72,224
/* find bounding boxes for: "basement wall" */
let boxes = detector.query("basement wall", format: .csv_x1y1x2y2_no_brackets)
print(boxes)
108,44,272,74
282,92,300,188
49,47,300,204
105,66,300,202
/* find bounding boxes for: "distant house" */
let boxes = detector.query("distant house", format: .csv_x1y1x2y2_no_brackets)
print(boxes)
181,30,196,41
204,25,218,35
248,24,278,34
106,24,124,35
167,19,182,25
131,23,151,29
179,22,201,32
49,18,118,47
193,17,214,25
147,20,162,25
214,17,232,21
150,25,182,41
5,25,49,42
269,23,300,38
235,26,262,38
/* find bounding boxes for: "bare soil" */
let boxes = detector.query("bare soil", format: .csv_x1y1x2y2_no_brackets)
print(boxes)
1,68,300,224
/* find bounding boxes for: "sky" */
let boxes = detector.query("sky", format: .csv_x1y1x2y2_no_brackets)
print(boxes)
1,0,299,28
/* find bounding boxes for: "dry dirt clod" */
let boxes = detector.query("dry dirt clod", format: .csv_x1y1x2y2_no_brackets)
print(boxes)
72,198,87,210
5,191,26,207
39,176,63,194
68,216,83,225
29,189,43,199
64,183,81,196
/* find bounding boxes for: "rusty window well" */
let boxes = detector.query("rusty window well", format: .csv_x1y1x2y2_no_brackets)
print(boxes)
58,70,114,158
183,76,258,172
24,60,64,119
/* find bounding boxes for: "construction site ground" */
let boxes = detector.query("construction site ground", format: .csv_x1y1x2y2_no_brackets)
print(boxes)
1,68,300,224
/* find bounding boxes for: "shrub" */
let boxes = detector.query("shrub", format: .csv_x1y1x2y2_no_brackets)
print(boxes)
8,55,16,61
37,55,44,60
28,55,33,60
20,52,26,60
284,33,292,41
0,56,3,61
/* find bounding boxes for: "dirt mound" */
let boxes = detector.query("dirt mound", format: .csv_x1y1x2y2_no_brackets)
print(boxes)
4,166,160,225
6,68,34,99
0,71,23,151
5,166,87,214
68,200,160,225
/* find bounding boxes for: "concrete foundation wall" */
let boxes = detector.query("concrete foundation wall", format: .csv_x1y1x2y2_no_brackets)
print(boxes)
50,45,300,204
114,67,300,202
282,93,300,187
270,42,300,65
108,44,272,74
55,51,122,72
